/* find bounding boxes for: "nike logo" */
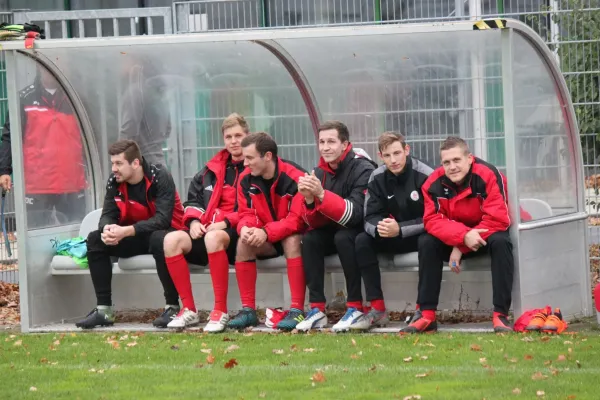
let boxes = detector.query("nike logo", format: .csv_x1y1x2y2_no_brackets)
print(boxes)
387,195,394,199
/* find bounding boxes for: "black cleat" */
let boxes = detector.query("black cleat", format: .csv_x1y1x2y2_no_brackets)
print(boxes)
75,308,115,329
152,306,181,328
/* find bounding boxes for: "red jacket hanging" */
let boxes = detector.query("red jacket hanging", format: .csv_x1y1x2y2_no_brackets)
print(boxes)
236,157,307,243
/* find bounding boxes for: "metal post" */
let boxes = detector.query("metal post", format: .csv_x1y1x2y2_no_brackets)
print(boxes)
374,0,382,22
469,0,487,160
5,51,30,332
500,28,522,317
456,0,468,141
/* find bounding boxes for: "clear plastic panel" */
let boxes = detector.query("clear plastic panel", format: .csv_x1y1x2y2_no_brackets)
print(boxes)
277,30,501,166
14,53,93,229
512,32,578,220
38,42,315,193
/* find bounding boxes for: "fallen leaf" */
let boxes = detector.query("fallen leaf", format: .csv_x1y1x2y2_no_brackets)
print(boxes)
39,358,48,364
224,358,238,369
404,357,413,363
272,349,284,355
119,335,129,341
13,340,21,346
550,367,559,376
206,354,215,364
403,396,422,400
225,344,240,353
536,391,545,397
126,342,137,347
290,344,298,352
374,344,382,348
222,337,235,342
531,372,548,381
564,341,573,345
351,338,357,346
201,349,212,354
280,362,289,366
304,348,315,353
29,387,37,392
243,332,254,337
524,354,534,360
259,392,266,398
350,353,360,359
415,373,429,378
98,369,104,374
567,396,576,399
508,358,518,363
544,360,552,366
568,348,573,354
171,345,179,351
111,341,120,350
557,354,567,362
521,337,534,342
89,368,96,372
53,340,60,346
420,356,428,361
512,388,521,395
425,342,435,347
369,365,377,372
576,360,581,368
201,343,207,347
540,336,550,342
479,358,487,363
312,371,326,383
413,337,420,345
50,362,58,365
470,344,482,352
195,363,204,368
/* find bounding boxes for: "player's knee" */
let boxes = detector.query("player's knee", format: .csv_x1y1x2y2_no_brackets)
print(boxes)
205,230,229,253
164,231,187,257
282,234,302,258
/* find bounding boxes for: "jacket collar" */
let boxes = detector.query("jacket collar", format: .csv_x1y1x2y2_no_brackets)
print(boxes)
385,156,413,184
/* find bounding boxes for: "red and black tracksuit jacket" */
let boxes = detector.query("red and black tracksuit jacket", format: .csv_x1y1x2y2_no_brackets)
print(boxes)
303,144,377,229
182,149,245,229
237,157,307,243
0,81,86,194
99,158,185,234
422,157,514,254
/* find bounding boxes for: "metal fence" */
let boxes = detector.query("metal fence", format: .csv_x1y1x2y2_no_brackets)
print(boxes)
2,1,600,284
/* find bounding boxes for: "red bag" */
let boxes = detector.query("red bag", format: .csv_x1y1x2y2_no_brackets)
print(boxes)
513,305,552,332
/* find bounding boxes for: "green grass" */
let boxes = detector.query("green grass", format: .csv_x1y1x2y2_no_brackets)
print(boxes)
0,330,599,399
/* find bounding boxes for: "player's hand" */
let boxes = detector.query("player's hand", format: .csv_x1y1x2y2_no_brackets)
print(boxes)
0,175,11,192
101,224,119,245
449,246,462,274
464,229,488,251
247,228,267,247
377,218,400,238
190,220,207,239
240,227,255,244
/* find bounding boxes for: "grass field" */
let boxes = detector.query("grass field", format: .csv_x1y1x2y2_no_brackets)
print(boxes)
0,328,598,400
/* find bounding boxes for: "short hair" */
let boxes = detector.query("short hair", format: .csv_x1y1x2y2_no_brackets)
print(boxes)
221,112,250,134
318,120,349,143
108,140,142,164
440,136,470,155
378,131,407,153
241,131,278,158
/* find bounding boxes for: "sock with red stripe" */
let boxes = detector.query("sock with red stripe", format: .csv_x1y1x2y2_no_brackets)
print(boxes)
421,309,436,321
286,257,305,310
235,260,257,309
208,250,229,313
346,301,363,312
310,302,326,312
165,254,196,312
370,299,386,312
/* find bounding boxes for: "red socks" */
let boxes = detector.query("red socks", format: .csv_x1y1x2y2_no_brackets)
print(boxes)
235,261,257,309
286,257,305,310
165,254,196,312
208,250,229,313
346,301,364,312
422,309,436,321
310,302,326,312
370,299,386,312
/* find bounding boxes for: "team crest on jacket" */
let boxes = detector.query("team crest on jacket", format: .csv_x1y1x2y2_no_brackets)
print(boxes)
410,190,420,201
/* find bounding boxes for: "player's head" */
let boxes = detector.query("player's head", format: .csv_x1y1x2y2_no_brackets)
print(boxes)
241,132,277,177
439,136,473,184
318,120,349,165
109,140,143,183
222,113,249,159
378,131,409,175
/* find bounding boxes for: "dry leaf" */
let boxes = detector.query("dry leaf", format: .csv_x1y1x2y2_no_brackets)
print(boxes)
521,337,534,342
479,358,487,363
272,349,284,355
374,344,382,348
290,344,298,352
259,392,266,398
564,341,573,345
206,354,215,364
351,338,357,346
89,368,96,372
540,336,550,342
280,362,289,366
171,345,180,351
415,373,429,378
98,370,104,374
470,344,482,352
576,360,581,368
420,356,428,361
222,337,235,342
53,340,60,346
224,358,238,369
557,354,567,361
568,348,573,354
403,396,422,400
195,363,204,368
531,372,548,381
524,354,534,360
119,335,128,341
126,342,137,347
29,387,37,392
536,391,545,397
512,388,521,395
369,365,377,372
567,396,576,399
304,348,315,353
312,371,326,383
201,343,207,347
201,349,212,354
544,360,552,366
550,367,559,376
39,358,48,364
403,357,413,363
13,340,21,346
424,342,435,347
350,353,360,359
508,358,518,363
225,344,240,353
